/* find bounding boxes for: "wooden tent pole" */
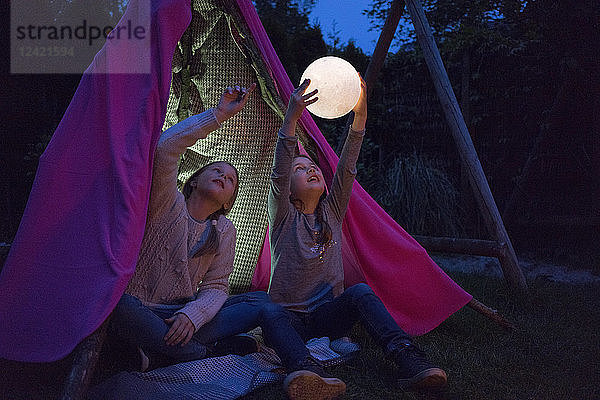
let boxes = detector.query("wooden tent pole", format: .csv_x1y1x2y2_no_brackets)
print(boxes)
403,0,527,294
468,298,516,331
413,235,507,258
363,0,405,98
338,0,404,153
59,320,109,400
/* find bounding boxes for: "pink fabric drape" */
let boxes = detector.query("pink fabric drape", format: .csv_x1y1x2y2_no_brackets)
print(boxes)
0,0,191,362
243,0,472,335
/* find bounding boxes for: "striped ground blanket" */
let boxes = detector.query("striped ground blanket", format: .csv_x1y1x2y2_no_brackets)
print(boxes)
88,337,360,400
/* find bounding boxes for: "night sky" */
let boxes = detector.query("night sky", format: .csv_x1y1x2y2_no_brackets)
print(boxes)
309,1,382,55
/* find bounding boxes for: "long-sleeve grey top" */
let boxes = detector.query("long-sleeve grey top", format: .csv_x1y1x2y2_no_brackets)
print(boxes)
267,127,365,312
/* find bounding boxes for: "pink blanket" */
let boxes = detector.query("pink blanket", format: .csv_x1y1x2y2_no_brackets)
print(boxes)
0,0,191,362
242,0,472,335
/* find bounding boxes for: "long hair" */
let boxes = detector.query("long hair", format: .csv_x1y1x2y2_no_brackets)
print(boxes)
290,155,333,247
182,161,239,257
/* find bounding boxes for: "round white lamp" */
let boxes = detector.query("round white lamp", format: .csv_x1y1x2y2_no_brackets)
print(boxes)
300,56,361,119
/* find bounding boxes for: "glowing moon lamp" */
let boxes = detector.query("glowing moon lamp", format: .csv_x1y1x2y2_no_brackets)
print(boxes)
300,56,361,119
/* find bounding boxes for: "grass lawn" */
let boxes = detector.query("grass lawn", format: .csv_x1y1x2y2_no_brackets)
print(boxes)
242,271,600,400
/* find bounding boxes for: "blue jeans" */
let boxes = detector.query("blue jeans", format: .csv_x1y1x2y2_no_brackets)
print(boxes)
111,291,310,368
286,283,413,354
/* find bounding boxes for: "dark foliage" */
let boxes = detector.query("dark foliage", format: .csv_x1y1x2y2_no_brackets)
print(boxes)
345,0,599,268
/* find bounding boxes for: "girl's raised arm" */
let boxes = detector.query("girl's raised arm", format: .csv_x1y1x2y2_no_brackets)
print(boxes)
268,79,318,227
326,74,367,221
149,84,256,218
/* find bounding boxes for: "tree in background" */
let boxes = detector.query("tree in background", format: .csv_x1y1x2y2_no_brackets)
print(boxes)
255,0,328,84
361,0,600,267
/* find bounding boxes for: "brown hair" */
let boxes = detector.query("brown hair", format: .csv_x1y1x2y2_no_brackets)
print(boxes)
290,155,333,247
182,161,239,257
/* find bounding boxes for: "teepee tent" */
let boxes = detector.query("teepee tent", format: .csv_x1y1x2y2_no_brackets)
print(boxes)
1,0,508,388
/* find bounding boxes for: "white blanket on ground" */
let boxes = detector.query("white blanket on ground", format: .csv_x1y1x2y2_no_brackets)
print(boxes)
88,337,360,400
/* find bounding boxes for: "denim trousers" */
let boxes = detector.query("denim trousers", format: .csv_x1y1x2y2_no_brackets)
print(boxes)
286,283,413,355
111,291,310,368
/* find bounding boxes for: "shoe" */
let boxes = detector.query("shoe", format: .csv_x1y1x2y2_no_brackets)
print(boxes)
211,333,260,357
283,370,346,400
392,343,447,390
284,356,346,400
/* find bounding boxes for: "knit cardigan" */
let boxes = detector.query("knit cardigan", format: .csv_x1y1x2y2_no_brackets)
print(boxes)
126,109,236,330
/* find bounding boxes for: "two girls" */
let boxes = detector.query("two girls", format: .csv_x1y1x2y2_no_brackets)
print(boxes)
113,76,447,399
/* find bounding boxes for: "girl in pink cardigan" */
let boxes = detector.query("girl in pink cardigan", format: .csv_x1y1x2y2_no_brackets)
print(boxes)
111,85,315,374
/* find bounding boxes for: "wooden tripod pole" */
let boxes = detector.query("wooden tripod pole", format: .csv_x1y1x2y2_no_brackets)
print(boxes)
338,0,404,153
468,298,516,331
403,0,528,294
59,320,109,400
363,0,405,97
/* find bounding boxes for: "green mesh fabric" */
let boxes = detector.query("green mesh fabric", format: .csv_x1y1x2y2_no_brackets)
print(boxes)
161,0,284,293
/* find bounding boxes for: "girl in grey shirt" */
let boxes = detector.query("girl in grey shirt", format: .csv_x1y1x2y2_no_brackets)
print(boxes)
268,77,448,398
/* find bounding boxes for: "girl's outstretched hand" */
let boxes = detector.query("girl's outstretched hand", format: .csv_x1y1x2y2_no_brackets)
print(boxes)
352,73,367,131
214,83,257,124
282,79,318,135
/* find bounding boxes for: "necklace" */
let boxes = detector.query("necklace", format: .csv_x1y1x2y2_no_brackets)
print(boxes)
309,230,336,262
